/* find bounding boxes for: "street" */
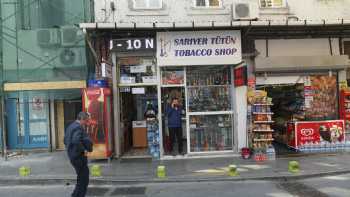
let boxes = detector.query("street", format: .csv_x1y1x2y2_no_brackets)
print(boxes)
1,173,350,197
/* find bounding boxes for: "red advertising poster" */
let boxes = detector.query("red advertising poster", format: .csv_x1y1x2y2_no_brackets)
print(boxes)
234,66,247,87
295,120,345,148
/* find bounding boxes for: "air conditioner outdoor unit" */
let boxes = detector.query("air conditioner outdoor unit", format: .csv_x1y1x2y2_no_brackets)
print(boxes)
59,47,85,67
232,3,259,20
37,28,61,46
60,26,81,47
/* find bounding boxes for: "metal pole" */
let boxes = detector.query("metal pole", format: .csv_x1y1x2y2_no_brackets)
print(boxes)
1,96,7,160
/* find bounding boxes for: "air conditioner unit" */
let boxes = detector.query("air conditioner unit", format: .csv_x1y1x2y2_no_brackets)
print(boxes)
232,3,259,20
37,28,61,46
59,47,85,67
60,26,82,47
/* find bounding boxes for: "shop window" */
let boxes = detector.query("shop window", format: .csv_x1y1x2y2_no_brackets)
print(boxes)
189,114,233,152
133,0,163,9
186,65,231,112
119,57,157,85
259,0,287,8
194,0,222,8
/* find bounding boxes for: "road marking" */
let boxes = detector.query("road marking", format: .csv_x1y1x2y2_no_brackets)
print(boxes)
240,164,270,170
313,162,338,167
322,175,350,181
266,192,294,197
319,187,350,196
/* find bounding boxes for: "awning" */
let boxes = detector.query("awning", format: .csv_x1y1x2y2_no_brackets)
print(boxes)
80,19,350,30
4,80,86,91
255,55,349,72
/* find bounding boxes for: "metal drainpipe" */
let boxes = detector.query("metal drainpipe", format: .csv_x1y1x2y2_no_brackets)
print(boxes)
1,95,7,160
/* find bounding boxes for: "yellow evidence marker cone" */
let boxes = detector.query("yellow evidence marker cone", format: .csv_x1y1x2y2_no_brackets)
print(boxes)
157,165,166,178
288,161,300,174
91,164,102,177
228,165,239,176
19,166,31,177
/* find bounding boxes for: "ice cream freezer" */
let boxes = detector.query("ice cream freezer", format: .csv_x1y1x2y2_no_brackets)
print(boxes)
286,120,346,151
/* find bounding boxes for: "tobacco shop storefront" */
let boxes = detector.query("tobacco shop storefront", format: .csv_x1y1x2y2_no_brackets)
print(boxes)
112,30,243,159
156,30,242,158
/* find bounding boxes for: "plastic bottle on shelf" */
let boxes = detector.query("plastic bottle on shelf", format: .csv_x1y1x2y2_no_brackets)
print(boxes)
299,143,304,153
346,141,350,152
314,142,319,153
335,141,340,152
270,146,276,160
304,142,310,153
341,141,345,152
330,142,335,152
320,141,325,152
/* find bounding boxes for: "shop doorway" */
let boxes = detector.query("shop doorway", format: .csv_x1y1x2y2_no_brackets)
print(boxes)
119,86,158,158
256,84,305,155
161,87,187,155
257,75,338,155
55,100,81,150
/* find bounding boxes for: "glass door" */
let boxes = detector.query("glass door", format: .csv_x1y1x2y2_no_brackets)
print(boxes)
6,97,49,149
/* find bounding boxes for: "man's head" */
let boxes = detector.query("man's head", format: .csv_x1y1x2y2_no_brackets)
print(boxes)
77,111,91,126
171,97,179,106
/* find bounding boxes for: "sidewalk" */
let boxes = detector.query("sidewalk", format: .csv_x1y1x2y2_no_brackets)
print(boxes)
1,151,350,185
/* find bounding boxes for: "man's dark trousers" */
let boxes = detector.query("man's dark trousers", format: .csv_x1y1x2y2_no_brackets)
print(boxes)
169,127,183,154
71,156,89,197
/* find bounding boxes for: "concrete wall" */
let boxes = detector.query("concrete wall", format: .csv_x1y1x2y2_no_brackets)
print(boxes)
94,0,350,24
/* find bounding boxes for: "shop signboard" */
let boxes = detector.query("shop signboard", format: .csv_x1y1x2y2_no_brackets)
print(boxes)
101,62,112,78
111,38,155,52
292,120,345,149
157,30,241,66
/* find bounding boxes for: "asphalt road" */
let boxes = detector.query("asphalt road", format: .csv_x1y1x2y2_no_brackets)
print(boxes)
1,174,350,197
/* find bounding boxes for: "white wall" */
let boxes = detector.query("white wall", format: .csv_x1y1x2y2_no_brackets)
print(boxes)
255,38,340,57
94,0,350,25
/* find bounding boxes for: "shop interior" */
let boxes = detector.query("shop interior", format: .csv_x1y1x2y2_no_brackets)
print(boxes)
118,56,159,158
120,86,158,157
255,74,338,154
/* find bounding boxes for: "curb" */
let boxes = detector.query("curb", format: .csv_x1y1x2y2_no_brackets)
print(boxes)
1,170,350,186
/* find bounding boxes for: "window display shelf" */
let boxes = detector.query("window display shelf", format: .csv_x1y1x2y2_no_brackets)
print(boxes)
188,111,232,116
253,129,274,132
253,112,274,115
161,84,185,88
187,85,230,88
118,83,158,87
254,121,274,123
253,103,273,106
253,138,274,142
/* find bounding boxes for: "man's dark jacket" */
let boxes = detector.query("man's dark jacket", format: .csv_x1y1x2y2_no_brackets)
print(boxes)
64,121,93,160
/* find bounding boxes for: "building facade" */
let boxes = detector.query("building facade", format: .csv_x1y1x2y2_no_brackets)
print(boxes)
0,0,94,152
81,0,350,159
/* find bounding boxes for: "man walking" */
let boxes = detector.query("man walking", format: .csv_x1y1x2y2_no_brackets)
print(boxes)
166,97,184,155
64,112,93,197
